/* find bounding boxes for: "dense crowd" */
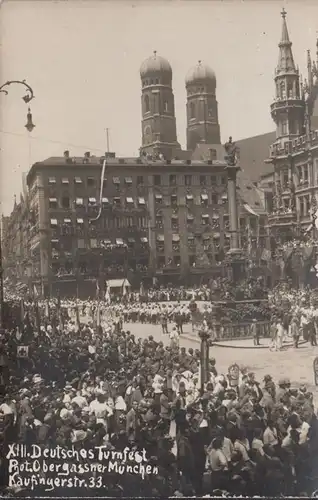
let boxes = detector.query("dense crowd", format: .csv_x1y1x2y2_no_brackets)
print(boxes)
0,294,318,497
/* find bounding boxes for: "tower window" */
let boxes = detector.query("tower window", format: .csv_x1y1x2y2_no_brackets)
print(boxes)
287,82,293,98
164,101,169,112
190,102,195,119
280,81,286,99
145,95,150,113
282,121,288,135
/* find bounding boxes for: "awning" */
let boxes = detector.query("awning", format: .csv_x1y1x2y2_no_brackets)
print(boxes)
187,214,194,220
138,197,145,205
77,218,84,224
116,238,124,245
74,177,82,184
243,203,259,217
221,193,228,200
113,177,120,184
141,237,148,243
106,278,131,289
202,234,210,240
213,233,220,239
202,214,209,219
225,233,231,238
156,214,162,218
186,194,193,200
128,237,135,243
113,197,121,203
172,234,180,242
188,234,195,240
125,177,132,184
76,198,83,205
171,214,178,219
126,197,134,203
49,197,57,203
157,234,165,242
155,194,163,200
102,239,111,245
48,177,56,184
201,194,208,200
171,193,177,198
89,197,96,204
64,218,72,224
61,178,69,184
50,219,58,226
212,214,219,219
51,239,59,244
102,197,109,203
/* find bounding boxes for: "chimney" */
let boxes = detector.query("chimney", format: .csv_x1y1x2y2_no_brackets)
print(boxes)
208,148,217,161
84,151,90,158
64,150,70,159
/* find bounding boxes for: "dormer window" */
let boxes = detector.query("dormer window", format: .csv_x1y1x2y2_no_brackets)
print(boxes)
126,197,134,205
74,177,82,184
125,177,132,185
48,177,56,185
113,177,120,185
88,197,97,206
61,177,69,185
113,197,121,206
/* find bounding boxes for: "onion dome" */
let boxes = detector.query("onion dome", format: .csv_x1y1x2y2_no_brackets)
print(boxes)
140,51,172,80
185,60,216,87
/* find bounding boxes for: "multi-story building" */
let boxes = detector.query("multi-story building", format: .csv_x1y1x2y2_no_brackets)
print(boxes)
2,195,31,285
22,150,265,297
261,9,318,286
265,11,318,237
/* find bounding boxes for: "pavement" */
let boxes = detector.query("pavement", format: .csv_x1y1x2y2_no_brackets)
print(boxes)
123,321,318,405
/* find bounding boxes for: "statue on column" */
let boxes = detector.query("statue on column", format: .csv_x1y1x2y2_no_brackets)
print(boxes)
224,137,240,166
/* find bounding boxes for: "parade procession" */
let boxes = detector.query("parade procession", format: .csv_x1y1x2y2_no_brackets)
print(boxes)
3,3,318,497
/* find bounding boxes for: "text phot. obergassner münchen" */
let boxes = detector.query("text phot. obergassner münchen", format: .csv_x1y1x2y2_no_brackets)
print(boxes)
7,444,159,491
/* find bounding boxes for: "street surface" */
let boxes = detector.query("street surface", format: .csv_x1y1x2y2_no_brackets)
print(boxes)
124,321,318,404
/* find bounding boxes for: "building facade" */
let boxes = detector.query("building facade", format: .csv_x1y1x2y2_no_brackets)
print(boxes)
0,148,264,297
263,10,318,286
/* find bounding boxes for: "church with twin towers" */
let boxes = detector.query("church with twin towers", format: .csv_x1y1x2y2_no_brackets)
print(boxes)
139,51,221,161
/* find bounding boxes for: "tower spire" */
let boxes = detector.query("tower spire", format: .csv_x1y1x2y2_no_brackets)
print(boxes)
276,8,297,76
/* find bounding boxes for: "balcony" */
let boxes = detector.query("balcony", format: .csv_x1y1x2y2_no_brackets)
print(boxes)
268,209,296,226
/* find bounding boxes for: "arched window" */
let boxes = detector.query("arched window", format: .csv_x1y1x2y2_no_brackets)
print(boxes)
164,100,169,112
145,95,150,113
280,80,286,99
287,82,293,98
190,102,195,119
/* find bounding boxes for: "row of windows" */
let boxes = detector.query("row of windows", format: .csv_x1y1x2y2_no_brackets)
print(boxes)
52,236,149,251
50,217,148,229
155,174,227,187
48,196,147,210
47,174,227,188
48,193,228,210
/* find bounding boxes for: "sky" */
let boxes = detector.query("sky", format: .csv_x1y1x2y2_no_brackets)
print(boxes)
1,0,318,215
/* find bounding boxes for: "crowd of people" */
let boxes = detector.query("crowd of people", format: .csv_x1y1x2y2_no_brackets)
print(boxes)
0,289,318,497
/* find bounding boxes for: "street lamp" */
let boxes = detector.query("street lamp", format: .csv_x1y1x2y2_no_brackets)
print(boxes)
0,79,35,331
